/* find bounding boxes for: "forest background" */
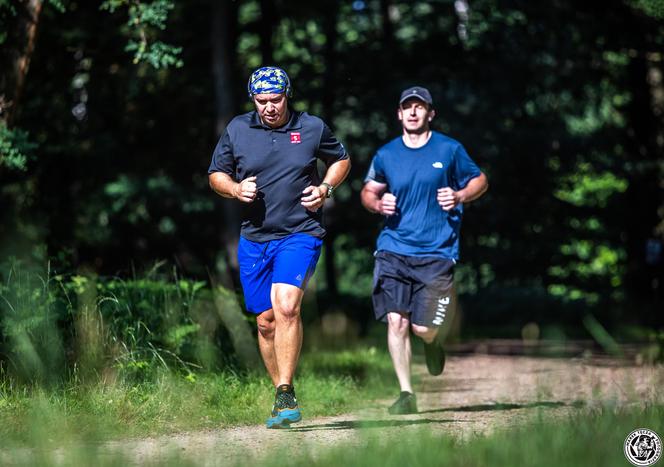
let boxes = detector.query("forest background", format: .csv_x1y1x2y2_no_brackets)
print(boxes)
1,0,663,382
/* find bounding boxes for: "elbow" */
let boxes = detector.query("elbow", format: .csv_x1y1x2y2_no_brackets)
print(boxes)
208,173,221,194
360,189,376,213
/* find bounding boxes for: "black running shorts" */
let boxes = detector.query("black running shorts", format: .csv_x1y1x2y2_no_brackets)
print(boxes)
372,250,455,327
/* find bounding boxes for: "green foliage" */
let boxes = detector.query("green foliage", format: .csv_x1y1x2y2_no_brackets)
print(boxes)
555,164,628,208
0,261,239,385
100,0,183,68
0,262,65,385
0,122,35,171
333,234,374,297
300,347,394,384
0,347,393,445
633,0,664,18
1,0,662,335
549,161,629,304
47,0,66,13
125,39,183,69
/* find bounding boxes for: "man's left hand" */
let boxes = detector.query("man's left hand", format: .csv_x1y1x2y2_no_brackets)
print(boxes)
301,185,326,212
437,187,462,211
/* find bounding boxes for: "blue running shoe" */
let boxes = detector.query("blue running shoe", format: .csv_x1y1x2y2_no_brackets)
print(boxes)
266,384,301,429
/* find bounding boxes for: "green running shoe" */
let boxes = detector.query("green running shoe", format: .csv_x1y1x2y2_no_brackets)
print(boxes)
424,333,446,376
388,391,418,415
266,384,302,429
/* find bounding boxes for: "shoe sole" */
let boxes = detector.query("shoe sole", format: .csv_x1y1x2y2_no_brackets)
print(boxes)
266,409,302,429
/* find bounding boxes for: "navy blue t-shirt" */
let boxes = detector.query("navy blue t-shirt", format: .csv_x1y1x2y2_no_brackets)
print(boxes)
365,132,481,259
209,110,348,242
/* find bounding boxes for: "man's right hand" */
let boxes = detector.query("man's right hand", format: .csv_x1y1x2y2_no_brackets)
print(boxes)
379,192,397,216
233,176,257,202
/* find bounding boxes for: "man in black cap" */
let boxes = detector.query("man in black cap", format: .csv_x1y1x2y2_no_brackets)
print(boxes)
361,86,488,414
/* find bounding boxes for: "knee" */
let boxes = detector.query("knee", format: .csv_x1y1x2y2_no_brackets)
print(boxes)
411,324,436,342
274,298,301,321
387,313,409,336
257,315,276,339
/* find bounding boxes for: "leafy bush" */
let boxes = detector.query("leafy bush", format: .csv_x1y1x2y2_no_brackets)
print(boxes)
0,262,66,385
0,260,245,386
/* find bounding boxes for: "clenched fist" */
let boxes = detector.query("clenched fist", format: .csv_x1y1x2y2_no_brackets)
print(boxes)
301,185,326,212
379,192,397,216
233,176,258,203
437,187,461,211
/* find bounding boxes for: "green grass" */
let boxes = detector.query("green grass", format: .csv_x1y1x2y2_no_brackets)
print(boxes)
0,346,397,446
260,404,664,467
3,395,661,466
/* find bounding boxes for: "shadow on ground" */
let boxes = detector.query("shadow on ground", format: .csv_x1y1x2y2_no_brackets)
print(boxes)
289,418,459,432
418,400,583,414
290,400,583,432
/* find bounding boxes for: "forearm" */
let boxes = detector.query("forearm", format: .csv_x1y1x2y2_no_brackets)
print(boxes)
361,180,389,214
322,158,351,189
209,172,238,199
361,189,382,213
458,172,488,204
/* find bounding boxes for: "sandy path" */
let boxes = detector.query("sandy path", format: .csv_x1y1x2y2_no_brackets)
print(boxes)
89,354,663,465
3,354,662,465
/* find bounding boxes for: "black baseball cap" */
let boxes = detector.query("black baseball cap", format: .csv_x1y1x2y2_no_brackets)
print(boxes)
399,86,433,106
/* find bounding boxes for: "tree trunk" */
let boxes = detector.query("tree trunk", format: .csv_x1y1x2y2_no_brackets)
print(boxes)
0,0,43,125
211,0,240,281
320,1,340,299
379,0,395,50
258,0,277,65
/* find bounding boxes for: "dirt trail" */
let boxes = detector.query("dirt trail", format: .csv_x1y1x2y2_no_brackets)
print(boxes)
90,354,663,465
3,354,662,465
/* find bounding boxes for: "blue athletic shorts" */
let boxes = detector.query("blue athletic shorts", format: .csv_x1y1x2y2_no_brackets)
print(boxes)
238,233,323,314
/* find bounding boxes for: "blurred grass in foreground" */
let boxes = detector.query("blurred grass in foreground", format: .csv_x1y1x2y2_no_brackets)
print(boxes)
263,404,664,467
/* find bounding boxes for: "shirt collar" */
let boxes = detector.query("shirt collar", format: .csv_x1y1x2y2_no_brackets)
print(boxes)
249,109,303,132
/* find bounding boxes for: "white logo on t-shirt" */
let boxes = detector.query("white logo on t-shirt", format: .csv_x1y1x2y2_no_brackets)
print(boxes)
432,162,443,169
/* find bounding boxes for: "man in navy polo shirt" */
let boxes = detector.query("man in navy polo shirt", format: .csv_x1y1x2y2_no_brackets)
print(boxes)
361,86,488,415
208,67,350,428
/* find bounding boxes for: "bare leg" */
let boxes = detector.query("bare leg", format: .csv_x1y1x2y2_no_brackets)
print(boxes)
271,283,304,386
387,312,413,393
411,324,437,344
256,309,278,386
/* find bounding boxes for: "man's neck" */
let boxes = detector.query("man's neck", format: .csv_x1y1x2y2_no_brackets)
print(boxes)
261,109,291,129
402,129,432,149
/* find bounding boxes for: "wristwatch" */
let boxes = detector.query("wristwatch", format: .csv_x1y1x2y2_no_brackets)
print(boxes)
320,182,335,198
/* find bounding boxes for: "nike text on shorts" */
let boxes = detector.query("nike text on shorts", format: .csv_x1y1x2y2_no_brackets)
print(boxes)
372,250,454,326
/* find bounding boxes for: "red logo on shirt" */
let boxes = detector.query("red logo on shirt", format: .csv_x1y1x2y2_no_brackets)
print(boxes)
290,132,301,144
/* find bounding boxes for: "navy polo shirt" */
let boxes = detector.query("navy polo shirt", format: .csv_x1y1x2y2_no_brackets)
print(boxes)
209,110,348,242
365,132,481,259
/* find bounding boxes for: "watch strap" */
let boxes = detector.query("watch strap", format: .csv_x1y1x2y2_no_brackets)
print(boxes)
321,182,335,198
